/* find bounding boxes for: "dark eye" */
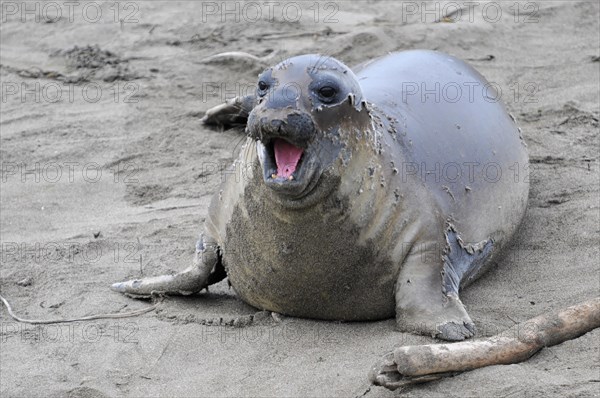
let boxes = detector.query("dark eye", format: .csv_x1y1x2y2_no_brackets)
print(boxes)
318,86,336,100
257,80,269,95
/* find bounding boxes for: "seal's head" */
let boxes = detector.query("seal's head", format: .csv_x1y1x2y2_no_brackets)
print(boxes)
247,54,371,208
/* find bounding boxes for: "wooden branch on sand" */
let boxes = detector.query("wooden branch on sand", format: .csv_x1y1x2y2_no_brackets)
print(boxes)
370,297,600,390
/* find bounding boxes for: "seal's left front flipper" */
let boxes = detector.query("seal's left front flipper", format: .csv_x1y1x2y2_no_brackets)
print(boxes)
201,95,256,130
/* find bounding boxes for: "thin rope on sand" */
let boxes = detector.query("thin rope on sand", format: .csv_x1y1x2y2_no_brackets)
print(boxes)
0,293,160,325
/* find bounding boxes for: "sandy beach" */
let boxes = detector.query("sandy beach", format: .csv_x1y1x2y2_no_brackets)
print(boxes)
1,1,599,396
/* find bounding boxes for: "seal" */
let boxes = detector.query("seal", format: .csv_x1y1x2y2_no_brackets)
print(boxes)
111,50,529,341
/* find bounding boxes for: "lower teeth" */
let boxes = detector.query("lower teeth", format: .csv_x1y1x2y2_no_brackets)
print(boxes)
270,173,295,181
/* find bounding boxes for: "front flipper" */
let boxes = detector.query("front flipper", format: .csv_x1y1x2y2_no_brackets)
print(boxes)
201,95,256,129
110,235,225,298
395,229,493,341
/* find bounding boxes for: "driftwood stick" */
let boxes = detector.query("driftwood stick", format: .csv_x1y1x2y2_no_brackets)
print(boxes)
370,297,600,390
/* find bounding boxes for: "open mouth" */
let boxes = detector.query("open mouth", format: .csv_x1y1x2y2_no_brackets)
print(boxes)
258,137,318,199
256,134,343,206
270,138,304,181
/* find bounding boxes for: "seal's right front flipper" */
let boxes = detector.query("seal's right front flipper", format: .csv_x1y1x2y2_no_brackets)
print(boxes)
111,235,226,298
201,95,256,130
111,266,210,298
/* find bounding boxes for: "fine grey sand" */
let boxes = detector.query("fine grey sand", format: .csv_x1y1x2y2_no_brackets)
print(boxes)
1,1,598,397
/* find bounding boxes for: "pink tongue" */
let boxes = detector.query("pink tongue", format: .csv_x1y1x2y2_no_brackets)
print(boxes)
274,138,304,178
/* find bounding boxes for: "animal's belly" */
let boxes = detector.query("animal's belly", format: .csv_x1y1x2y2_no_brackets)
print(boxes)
221,205,397,321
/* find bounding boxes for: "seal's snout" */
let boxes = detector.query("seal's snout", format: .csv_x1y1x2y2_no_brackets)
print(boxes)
247,111,316,146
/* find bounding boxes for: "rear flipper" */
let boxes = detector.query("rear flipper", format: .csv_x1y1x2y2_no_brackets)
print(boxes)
395,227,493,341
439,226,494,340
110,235,226,298
201,95,256,129
442,225,494,297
